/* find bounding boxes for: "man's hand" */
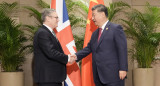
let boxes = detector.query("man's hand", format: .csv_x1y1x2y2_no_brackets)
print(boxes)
68,54,77,64
119,71,127,80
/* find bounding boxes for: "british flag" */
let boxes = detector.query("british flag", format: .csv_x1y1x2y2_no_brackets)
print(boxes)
51,0,81,86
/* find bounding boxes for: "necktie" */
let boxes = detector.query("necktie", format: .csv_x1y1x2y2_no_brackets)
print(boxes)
98,28,102,42
52,31,58,40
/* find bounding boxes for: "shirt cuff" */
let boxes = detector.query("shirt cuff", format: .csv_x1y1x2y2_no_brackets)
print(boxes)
68,55,70,62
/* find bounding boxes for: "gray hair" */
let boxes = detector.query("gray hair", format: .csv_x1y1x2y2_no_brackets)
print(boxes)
41,8,56,22
92,4,108,17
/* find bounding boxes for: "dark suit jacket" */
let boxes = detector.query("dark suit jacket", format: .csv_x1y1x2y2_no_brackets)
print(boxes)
33,25,68,83
76,21,128,84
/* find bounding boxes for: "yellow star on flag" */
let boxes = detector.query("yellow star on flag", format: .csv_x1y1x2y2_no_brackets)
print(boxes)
90,0,98,3
87,19,90,25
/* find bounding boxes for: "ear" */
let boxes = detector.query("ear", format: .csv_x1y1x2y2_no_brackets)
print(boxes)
46,16,50,22
101,12,106,18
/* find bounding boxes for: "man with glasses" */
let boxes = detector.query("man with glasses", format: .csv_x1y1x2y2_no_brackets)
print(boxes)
33,8,75,86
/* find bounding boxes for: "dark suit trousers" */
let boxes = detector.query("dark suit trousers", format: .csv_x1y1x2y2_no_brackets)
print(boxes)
95,76,124,86
94,67,124,86
37,83,62,86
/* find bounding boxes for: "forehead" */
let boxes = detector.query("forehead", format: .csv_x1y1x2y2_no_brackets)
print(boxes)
50,11,57,16
92,10,98,14
92,10,102,15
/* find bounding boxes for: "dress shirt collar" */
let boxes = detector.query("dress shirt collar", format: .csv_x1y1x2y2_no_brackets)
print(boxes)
101,20,109,31
43,24,53,33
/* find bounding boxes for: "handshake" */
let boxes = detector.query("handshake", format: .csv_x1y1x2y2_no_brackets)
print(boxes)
68,54,77,64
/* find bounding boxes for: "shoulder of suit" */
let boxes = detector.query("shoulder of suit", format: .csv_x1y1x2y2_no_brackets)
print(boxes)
38,25,49,32
110,22,123,30
35,26,50,36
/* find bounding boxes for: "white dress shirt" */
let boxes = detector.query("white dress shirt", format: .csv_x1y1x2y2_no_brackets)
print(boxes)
100,20,109,33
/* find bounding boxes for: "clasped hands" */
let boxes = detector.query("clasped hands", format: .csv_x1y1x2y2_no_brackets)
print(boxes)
68,54,77,64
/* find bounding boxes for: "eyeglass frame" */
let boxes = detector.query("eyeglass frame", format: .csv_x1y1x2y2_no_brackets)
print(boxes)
48,15,59,19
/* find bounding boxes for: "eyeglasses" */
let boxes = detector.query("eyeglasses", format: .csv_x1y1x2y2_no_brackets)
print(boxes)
48,16,59,19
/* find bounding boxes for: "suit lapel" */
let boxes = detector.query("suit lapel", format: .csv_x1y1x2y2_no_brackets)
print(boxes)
94,29,99,48
96,21,111,49
42,25,58,42
42,25,53,37
42,25,63,51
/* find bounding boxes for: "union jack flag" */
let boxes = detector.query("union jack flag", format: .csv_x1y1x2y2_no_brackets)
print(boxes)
51,0,81,86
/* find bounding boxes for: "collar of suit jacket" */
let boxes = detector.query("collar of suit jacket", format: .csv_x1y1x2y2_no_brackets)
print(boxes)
100,20,109,33
43,24,53,33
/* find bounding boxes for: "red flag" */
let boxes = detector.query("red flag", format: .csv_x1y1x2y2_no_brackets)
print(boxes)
82,0,104,86
51,0,81,86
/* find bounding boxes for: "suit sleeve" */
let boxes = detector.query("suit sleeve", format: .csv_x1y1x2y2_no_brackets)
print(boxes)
75,34,94,62
114,25,128,71
38,31,68,64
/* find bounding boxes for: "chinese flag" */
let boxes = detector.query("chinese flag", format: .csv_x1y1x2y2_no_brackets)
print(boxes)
82,0,104,86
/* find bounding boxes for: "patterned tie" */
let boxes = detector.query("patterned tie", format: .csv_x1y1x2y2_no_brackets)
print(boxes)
98,28,102,42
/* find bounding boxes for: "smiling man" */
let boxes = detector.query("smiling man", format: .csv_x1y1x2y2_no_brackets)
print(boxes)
72,4,128,86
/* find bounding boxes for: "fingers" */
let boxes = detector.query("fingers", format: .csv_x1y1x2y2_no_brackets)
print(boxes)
70,54,77,60
119,71,127,80
68,54,77,64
